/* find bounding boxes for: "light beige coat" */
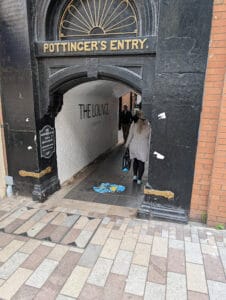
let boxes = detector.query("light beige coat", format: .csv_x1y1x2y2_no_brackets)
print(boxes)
125,121,151,162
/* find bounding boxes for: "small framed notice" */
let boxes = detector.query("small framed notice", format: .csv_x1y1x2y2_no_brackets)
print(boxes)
39,125,55,159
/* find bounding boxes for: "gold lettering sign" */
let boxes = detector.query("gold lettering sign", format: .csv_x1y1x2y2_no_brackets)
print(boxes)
42,38,148,54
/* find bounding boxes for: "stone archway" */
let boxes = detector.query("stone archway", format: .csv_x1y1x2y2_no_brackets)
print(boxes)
30,62,152,202
49,65,144,94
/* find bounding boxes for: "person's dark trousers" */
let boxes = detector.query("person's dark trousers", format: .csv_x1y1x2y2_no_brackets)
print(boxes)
122,123,130,142
133,158,145,180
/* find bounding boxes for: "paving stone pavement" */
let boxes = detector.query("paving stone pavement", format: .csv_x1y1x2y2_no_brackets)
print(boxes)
0,197,225,299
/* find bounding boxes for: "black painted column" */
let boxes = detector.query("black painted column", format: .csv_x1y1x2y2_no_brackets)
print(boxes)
148,0,213,210
0,0,59,199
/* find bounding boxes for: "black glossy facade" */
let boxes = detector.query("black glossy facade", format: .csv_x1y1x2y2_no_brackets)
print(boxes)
0,0,213,210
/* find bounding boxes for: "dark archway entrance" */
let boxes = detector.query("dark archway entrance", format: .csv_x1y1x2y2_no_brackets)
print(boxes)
42,64,152,205
55,80,136,184
0,0,213,222
54,79,145,209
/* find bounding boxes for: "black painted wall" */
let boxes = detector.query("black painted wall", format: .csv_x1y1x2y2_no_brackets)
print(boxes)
148,0,213,208
0,1,39,194
0,0,213,208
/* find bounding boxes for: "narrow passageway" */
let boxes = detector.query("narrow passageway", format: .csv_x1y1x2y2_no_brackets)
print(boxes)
54,79,145,209
64,142,148,208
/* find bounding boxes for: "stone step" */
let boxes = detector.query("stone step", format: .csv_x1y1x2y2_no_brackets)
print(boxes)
151,210,188,223
149,203,187,216
137,200,188,224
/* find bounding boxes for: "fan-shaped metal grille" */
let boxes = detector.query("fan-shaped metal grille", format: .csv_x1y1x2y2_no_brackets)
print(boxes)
59,0,138,39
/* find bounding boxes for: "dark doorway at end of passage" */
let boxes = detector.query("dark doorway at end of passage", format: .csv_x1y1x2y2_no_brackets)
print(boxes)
64,145,147,209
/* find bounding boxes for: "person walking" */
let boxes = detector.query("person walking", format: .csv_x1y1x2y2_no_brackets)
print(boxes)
120,105,133,143
125,111,151,184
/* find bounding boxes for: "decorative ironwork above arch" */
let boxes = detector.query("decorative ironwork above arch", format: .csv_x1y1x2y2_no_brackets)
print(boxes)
59,0,138,39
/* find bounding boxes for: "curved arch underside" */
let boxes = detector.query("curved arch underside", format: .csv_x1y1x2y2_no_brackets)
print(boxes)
49,65,144,95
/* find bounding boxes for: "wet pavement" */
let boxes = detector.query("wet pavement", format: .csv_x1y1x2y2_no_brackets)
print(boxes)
65,145,148,209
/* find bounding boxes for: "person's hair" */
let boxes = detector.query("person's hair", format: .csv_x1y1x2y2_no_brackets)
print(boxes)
137,118,149,133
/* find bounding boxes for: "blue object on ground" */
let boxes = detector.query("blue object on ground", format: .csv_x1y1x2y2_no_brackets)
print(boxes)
93,183,126,193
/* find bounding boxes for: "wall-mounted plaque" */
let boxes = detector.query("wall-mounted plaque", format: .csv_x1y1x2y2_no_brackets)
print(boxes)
39,125,55,159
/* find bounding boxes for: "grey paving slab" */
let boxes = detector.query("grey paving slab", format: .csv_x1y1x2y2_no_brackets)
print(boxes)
207,280,226,300
169,239,184,250
144,282,165,300
185,241,203,264
0,252,28,279
0,267,32,299
26,258,58,288
8,207,28,219
125,264,148,297
100,237,121,260
27,222,47,238
78,244,102,268
75,230,94,248
166,272,187,300
169,227,176,240
201,244,218,256
186,262,207,293
60,265,90,298
152,236,168,258
87,257,113,287
112,250,133,276
102,217,111,225
30,209,47,222
191,234,199,243
62,214,80,227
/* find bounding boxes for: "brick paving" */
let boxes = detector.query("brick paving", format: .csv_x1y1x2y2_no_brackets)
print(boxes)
0,197,225,299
